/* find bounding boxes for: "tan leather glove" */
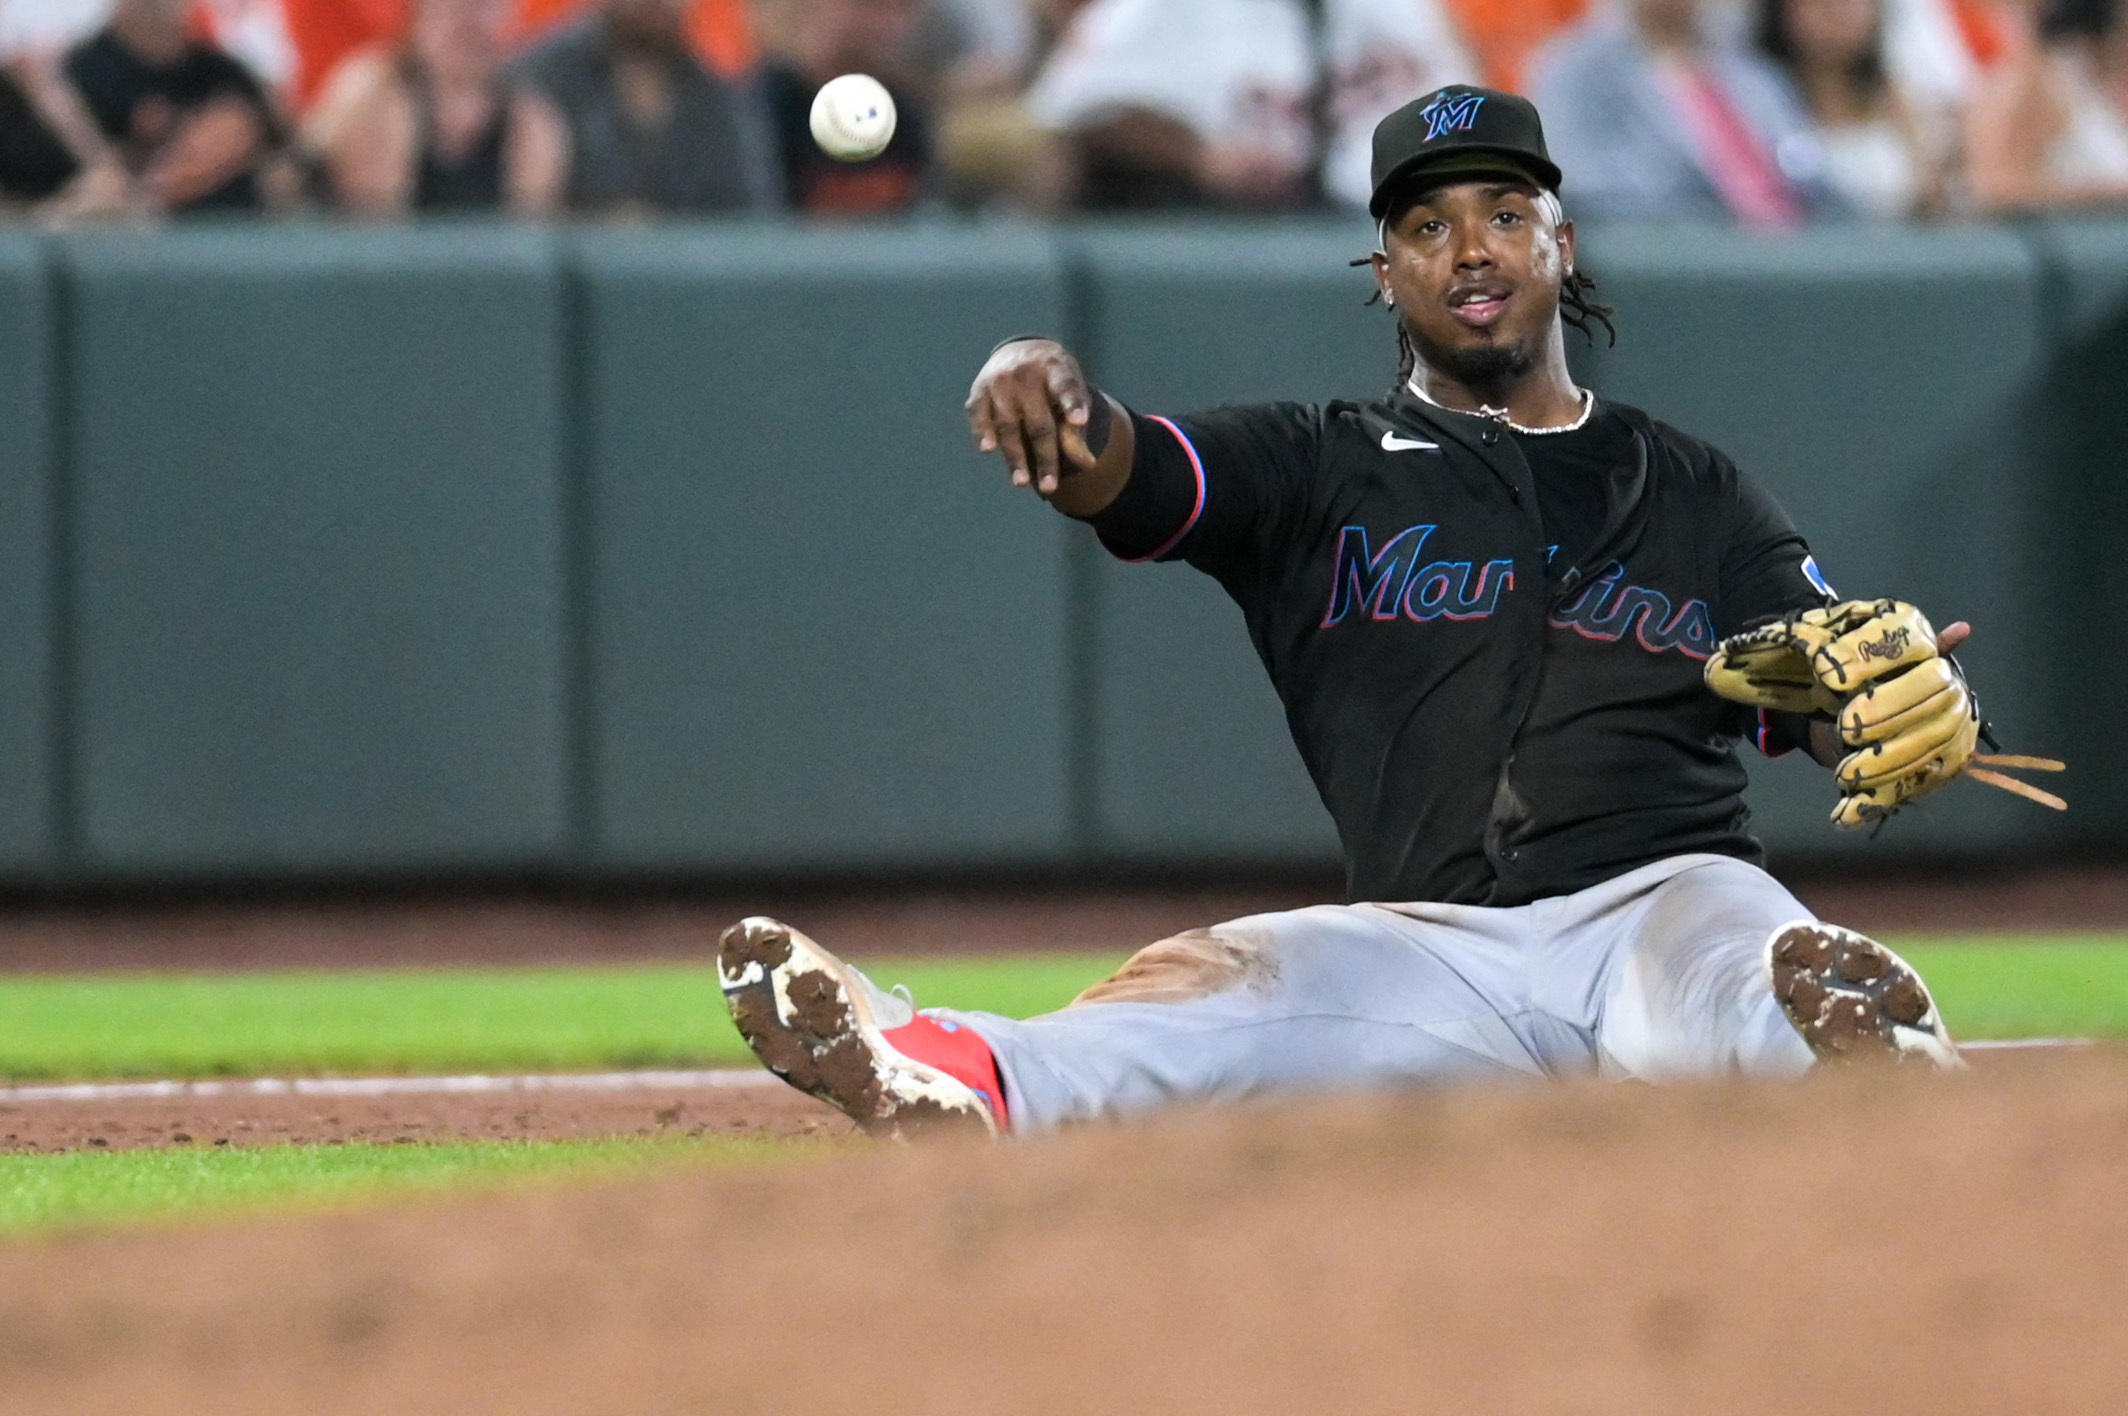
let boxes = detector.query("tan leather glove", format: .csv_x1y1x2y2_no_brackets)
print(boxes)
1705,599,2065,830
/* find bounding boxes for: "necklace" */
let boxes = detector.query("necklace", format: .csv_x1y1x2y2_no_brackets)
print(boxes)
1407,378,1595,436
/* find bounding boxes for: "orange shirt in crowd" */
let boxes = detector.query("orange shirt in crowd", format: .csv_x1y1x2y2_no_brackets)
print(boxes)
1947,0,2008,67
277,0,405,107
1440,0,1588,91
278,0,756,110
510,0,754,73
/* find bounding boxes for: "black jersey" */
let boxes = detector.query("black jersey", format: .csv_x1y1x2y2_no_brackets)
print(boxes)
1084,388,1833,907
1521,399,1632,576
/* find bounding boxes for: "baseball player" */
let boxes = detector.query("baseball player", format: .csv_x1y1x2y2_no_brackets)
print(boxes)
717,86,2064,1139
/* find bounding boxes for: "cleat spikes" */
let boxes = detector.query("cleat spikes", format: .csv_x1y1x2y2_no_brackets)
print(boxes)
1768,923,1961,1070
718,916,997,1141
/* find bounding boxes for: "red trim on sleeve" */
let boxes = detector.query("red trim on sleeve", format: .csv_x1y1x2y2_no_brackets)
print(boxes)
1755,707,1795,758
1125,415,1208,563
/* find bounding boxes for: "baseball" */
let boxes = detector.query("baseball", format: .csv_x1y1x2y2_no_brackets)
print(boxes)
810,73,896,163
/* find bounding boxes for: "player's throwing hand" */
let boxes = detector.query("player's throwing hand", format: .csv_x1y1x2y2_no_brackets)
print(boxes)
964,338,1134,515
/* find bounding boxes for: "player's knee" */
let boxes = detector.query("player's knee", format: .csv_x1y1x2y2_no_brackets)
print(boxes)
1070,925,1281,1007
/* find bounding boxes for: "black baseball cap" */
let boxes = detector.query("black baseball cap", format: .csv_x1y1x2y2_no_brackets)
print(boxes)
1367,86,1563,218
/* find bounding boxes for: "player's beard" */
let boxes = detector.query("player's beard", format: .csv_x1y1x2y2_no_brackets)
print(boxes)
1413,328,1537,397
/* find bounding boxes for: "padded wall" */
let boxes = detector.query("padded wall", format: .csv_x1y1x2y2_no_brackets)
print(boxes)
1575,224,2054,860
1073,223,1383,865
0,236,55,875
2024,220,2128,842
63,228,571,875
578,227,1073,870
7,220,2111,886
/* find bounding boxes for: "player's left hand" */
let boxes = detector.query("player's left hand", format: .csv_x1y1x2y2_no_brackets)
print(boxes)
1704,599,2064,829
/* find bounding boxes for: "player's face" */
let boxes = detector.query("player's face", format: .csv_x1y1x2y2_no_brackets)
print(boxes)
1372,181,1573,391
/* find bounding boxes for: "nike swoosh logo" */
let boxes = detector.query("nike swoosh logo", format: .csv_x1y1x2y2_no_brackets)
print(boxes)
1380,430,1440,452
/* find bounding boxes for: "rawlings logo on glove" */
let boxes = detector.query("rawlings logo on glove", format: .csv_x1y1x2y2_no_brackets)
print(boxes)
1855,626,1912,663
1705,599,2065,830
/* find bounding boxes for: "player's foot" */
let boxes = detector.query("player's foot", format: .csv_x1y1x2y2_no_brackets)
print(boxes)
1768,923,1963,1069
717,916,1005,1139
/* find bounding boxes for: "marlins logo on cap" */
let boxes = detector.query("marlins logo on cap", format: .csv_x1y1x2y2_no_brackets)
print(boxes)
1368,85,1563,217
1418,91,1487,142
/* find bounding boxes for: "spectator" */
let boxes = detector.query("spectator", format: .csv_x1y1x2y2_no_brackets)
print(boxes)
1965,0,2128,207
1756,0,1952,216
1439,0,1589,90
921,0,1038,95
1322,0,1483,209
926,0,1074,212
195,0,302,97
2107,0,2128,103
757,0,931,213
515,0,779,215
0,56,138,215
281,0,412,113
302,0,566,214
0,65,81,205
279,0,758,116
1025,0,1316,210
62,0,279,212
1870,0,1981,117
512,0,759,75
1530,0,1840,224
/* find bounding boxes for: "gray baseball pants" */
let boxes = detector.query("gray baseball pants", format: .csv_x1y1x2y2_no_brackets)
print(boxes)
932,853,1818,1135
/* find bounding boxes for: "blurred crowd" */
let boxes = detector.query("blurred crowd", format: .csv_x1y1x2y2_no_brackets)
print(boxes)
0,0,2123,224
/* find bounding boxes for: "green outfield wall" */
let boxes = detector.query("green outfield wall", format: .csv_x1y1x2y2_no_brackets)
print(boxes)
0,235,55,875
0,218,2108,888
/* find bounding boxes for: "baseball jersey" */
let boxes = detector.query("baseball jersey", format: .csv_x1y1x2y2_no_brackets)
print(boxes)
1084,388,1831,907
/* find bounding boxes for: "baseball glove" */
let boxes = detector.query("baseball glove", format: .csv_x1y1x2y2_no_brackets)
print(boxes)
1704,599,2065,830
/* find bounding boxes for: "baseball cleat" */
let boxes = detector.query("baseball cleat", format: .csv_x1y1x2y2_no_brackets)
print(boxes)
1768,922,1963,1069
718,916,1001,1140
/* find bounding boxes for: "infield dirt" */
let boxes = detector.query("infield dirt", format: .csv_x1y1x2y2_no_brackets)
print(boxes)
0,1078,848,1153
2,1048,2124,1415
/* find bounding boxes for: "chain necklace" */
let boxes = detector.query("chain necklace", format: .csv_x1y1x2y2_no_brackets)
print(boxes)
1407,378,1595,436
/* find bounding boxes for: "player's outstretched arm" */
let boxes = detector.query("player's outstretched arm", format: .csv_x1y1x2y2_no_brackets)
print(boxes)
965,338,1135,517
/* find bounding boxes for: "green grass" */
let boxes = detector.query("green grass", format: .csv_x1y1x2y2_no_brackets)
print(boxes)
0,937,2117,1238
0,1135,801,1235
0,937,2119,1084
1898,937,2128,1041
0,953,1129,1082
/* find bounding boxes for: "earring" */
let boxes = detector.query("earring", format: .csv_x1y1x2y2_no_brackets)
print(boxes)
1385,293,1396,306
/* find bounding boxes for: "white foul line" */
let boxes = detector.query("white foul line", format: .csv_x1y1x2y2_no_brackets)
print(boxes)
0,1040,2095,1105
0,1069,781,1104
